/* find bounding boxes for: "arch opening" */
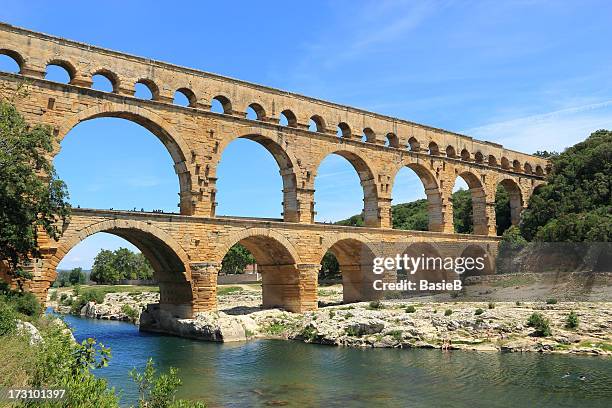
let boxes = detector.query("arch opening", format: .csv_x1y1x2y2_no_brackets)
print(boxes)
497,179,524,234
362,127,375,143
174,88,197,107
386,133,399,148
57,112,192,215
309,115,325,133
279,110,297,127
216,134,297,221
45,60,75,84
391,164,443,232
217,234,305,312
0,50,23,73
91,70,117,93
399,243,457,293
314,151,379,226
428,142,440,156
452,172,488,235
246,103,266,121
459,245,493,278
408,137,420,152
135,79,159,100
50,224,193,318
337,122,351,138
321,238,378,304
211,95,232,114
446,145,456,158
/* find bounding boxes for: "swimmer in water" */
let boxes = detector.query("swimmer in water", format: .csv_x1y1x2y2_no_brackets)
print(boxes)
579,375,586,381
562,372,570,378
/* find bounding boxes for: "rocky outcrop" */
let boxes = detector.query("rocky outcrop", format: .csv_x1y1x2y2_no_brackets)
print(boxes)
16,320,43,345
78,292,159,323
139,303,259,342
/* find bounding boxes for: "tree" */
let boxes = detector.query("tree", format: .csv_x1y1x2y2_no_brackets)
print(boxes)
320,252,340,280
495,186,511,236
221,244,255,274
521,130,612,241
0,97,70,288
69,267,86,285
451,189,473,234
391,199,429,231
90,248,154,284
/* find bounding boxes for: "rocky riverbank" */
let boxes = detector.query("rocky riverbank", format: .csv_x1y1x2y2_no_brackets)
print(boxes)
139,299,612,355
50,277,612,355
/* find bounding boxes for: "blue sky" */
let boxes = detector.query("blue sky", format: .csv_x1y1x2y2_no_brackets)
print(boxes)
1,1,611,269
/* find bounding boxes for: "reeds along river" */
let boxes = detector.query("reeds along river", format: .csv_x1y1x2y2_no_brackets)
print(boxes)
57,311,612,408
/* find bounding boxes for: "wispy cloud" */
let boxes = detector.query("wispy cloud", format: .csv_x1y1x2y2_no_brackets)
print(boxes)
464,100,612,152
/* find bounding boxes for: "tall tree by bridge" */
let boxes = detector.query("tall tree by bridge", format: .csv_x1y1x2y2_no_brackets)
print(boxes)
0,97,70,289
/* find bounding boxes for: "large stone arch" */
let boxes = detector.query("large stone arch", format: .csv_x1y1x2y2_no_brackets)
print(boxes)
214,228,308,311
57,102,195,215
46,218,194,318
318,234,381,303
313,147,380,227
215,130,301,222
389,160,445,232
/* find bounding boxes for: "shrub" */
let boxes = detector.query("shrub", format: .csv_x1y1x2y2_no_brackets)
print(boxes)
488,302,495,309
474,308,484,315
515,301,522,306
405,305,416,313
14,292,42,316
444,309,453,316
368,300,383,310
546,298,557,305
121,305,140,321
0,301,17,335
82,289,105,304
565,311,579,329
300,325,318,341
387,330,403,342
527,312,552,337
50,291,58,301
60,293,68,302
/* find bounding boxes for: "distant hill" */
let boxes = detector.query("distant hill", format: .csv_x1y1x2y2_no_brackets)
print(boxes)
336,190,476,233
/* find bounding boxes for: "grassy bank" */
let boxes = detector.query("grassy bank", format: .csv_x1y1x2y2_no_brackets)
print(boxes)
0,286,206,407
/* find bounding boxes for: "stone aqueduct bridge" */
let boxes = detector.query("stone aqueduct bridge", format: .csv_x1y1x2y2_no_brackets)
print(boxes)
0,23,547,317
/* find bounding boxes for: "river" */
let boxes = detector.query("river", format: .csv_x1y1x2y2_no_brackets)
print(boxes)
56,311,611,407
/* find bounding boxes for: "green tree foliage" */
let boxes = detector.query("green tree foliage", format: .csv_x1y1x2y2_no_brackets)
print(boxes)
451,189,473,234
0,98,70,287
335,214,365,227
495,186,512,236
319,252,340,280
391,199,429,231
90,248,154,284
520,130,612,241
69,267,87,285
220,244,255,274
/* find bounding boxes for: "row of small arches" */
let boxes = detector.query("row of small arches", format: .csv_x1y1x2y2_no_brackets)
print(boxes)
0,50,545,176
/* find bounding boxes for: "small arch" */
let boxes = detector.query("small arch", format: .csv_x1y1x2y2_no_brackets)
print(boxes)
385,133,399,148
446,145,456,158
337,122,351,138
488,155,498,167
362,127,375,143
535,165,544,176
91,69,119,93
135,79,159,100
174,88,197,108
512,159,522,172
474,151,484,163
408,137,420,152
460,148,471,161
0,49,24,73
246,103,266,121
211,95,232,114
279,109,297,127
45,59,77,84
308,115,326,133
524,162,533,174
428,142,440,155
501,157,510,169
